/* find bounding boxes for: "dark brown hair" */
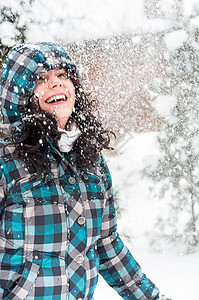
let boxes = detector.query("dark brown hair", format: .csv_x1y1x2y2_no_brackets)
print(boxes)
7,69,114,175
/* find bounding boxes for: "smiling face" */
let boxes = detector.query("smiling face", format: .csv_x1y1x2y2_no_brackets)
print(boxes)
33,68,75,129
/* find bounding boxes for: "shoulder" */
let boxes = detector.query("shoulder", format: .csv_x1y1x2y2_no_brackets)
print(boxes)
97,153,111,175
0,138,15,158
92,153,112,188
0,138,17,178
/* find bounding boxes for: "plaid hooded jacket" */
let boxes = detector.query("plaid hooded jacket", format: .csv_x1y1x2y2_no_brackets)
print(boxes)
0,43,160,300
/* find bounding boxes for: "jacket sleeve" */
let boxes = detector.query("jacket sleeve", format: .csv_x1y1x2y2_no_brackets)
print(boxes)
97,156,160,300
0,165,6,218
0,164,7,299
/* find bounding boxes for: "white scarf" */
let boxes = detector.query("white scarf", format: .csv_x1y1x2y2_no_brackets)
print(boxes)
58,122,81,153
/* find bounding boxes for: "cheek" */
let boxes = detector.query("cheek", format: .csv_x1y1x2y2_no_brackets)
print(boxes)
70,88,76,106
34,84,47,101
64,81,75,98
69,83,75,95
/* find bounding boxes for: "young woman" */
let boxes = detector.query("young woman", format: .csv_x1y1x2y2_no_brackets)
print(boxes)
0,42,169,299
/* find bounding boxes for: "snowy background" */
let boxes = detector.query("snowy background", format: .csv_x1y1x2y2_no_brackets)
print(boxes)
1,0,199,299
95,132,198,300
2,0,199,46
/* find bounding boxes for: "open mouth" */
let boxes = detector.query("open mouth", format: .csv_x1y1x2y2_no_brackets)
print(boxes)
45,94,67,104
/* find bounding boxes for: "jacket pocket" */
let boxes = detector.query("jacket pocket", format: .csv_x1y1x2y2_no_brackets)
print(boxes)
12,174,61,203
4,260,40,300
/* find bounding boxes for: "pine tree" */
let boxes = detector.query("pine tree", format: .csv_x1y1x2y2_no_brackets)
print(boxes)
145,34,199,252
0,1,34,68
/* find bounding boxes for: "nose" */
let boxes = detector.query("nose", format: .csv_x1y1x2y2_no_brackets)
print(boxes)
48,75,63,89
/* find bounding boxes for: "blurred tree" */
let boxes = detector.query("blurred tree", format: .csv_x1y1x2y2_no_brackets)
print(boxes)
145,9,199,252
0,1,34,124
0,1,34,68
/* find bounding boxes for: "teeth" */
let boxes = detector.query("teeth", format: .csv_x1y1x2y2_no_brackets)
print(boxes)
46,94,66,103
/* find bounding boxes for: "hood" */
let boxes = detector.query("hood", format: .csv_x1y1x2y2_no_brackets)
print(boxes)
0,42,78,133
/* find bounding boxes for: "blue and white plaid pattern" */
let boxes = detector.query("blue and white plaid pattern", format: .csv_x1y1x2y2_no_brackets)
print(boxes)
0,144,159,300
0,43,160,299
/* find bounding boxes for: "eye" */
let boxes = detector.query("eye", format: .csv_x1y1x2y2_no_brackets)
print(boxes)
58,73,68,78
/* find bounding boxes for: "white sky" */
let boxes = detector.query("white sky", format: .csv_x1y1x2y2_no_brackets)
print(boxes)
27,0,146,42
183,0,199,15
1,0,199,45
25,0,199,43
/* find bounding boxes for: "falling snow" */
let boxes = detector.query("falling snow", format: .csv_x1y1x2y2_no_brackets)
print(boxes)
1,1,199,300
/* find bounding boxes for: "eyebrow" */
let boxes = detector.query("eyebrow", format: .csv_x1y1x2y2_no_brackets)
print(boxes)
39,73,47,79
39,69,66,78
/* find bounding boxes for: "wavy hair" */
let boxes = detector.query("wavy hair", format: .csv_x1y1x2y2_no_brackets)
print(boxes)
6,69,114,175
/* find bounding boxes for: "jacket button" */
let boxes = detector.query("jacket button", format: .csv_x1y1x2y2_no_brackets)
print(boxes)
82,173,89,180
77,298,83,300
68,177,76,184
75,254,85,264
78,216,85,225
